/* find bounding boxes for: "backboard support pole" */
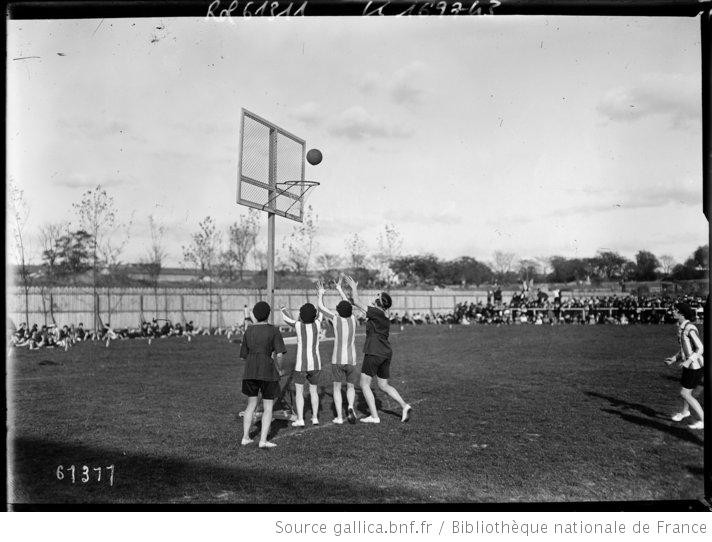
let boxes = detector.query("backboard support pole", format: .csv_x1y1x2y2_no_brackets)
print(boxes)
267,127,277,324
267,212,275,324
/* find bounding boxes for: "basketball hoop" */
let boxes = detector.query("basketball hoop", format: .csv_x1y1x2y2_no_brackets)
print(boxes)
261,180,320,214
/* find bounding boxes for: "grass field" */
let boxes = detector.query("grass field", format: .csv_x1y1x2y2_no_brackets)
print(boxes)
6,324,706,506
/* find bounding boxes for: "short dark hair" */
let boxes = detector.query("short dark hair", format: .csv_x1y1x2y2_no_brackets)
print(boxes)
336,300,353,318
299,303,318,324
675,302,696,321
252,301,271,322
376,292,392,310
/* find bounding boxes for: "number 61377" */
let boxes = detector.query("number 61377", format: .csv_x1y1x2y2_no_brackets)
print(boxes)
56,464,114,486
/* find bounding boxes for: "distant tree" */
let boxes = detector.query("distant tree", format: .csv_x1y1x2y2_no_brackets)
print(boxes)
73,185,119,330
373,223,403,285
252,248,268,272
98,216,133,322
345,232,368,269
518,259,539,283
183,216,222,275
282,205,318,275
659,254,676,276
670,263,703,281
139,214,167,295
548,256,590,283
690,244,709,270
315,253,344,283
316,253,343,272
390,254,441,285
669,244,709,280
54,230,93,277
222,209,260,281
535,256,552,277
491,251,517,281
8,178,32,325
443,256,493,287
633,250,660,281
590,250,630,280
38,221,70,282
183,216,223,328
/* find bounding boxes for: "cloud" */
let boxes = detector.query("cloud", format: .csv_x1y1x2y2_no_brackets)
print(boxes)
291,101,326,125
552,184,699,218
389,61,428,105
387,209,463,227
55,174,138,190
328,106,410,140
358,61,428,106
597,73,699,129
57,117,148,143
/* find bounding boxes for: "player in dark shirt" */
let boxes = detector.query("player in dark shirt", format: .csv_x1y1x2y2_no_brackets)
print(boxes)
343,275,411,424
239,301,287,448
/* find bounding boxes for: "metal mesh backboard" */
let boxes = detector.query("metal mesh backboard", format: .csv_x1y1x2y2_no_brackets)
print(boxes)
238,109,307,222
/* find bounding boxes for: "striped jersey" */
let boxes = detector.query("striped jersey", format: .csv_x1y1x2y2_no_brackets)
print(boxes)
330,315,357,366
293,315,323,372
677,320,704,368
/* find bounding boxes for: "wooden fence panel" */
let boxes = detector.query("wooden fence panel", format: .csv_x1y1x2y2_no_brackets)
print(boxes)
13,285,690,330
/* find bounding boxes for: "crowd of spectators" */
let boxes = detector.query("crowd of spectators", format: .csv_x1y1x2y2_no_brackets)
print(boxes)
9,292,707,351
451,292,706,326
375,292,706,327
7,318,246,351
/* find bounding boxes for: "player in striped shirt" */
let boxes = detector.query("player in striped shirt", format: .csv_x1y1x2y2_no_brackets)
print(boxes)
316,278,358,425
343,274,411,424
280,301,323,427
664,302,704,430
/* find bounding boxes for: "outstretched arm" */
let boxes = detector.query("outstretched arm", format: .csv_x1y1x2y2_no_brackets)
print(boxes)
280,306,296,326
316,280,335,318
343,274,367,315
334,275,350,302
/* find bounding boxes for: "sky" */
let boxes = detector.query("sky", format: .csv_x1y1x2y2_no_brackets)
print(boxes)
6,15,708,270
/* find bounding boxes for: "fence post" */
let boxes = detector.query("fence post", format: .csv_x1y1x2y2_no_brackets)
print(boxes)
41,287,48,326
49,289,56,325
164,288,168,321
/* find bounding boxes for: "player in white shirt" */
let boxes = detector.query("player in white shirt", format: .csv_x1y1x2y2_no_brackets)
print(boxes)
665,302,704,430
316,278,359,425
280,300,323,427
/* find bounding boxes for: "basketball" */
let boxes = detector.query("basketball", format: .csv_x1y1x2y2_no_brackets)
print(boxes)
306,148,323,165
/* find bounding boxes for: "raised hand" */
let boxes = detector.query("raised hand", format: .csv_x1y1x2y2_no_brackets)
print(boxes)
344,274,357,289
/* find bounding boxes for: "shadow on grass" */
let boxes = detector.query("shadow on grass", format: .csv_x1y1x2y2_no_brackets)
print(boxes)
585,391,703,447
584,391,667,419
9,435,429,505
600,409,703,447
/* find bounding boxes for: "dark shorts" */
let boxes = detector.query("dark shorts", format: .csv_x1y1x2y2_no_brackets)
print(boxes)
242,379,280,400
681,368,703,390
332,364,359,385
293,370,321,386
361,355,391,379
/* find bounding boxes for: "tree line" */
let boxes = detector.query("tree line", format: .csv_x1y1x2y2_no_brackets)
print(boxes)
9,181,709,296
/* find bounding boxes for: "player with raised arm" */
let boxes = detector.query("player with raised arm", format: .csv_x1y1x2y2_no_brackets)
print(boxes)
343,274,411,424
317,278,358,425
280,300,323,427
664,302,704,430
